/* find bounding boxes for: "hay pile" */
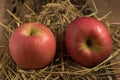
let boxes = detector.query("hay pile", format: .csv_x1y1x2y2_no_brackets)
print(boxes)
0,0,120,80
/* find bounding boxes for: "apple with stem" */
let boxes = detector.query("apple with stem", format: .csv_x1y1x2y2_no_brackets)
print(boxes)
65,17,112,67
9,22,56,69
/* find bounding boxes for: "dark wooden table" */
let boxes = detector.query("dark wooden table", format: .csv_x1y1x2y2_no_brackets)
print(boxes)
93,0,120,22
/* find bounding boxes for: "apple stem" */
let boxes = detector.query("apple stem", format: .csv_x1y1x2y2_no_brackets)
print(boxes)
30,30,36,36
86,38,92,47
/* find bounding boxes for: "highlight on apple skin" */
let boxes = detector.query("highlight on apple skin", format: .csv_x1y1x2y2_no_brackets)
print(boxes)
9,22,56,69
65,17,112,67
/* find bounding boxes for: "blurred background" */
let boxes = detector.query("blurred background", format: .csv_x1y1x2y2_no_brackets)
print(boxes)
92,0,120,22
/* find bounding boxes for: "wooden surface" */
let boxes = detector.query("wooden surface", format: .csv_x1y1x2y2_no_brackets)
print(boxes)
0,0,8,55
0,0,6,41
92,0,120,22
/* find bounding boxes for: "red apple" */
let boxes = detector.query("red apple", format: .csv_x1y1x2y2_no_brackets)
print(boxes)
65,17,112,67
9,22,56,69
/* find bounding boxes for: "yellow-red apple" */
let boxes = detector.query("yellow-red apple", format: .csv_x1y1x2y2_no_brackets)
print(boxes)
9,22,56,69
65,17,112,67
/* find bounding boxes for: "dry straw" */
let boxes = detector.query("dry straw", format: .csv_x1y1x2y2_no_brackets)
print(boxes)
0,0,120,80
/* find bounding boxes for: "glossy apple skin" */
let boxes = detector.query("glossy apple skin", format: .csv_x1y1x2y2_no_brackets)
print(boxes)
9,22,56,69
65,17,112,67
